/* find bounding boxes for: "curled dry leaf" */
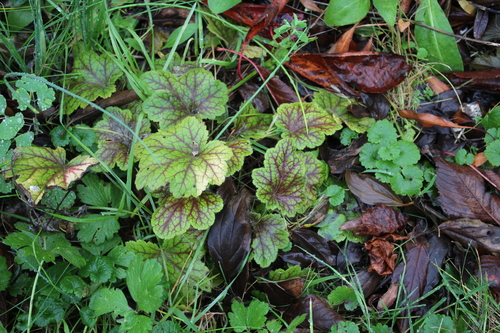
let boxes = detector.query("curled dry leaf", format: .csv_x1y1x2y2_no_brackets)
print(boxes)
299,0,324,13
345,170,406,207
365,237,397,275
284,294,345,330
439,219,500,256
327,25,357,54
398,109,473,129
340,204,407,236
260,277,305,306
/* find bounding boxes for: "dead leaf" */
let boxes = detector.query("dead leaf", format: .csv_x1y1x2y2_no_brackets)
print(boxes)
365,237,397,275
260,277,305,305
341,204,407,236
299,0,324,13
398,109,474,129
435,158,500,225
345,170,407,206
328,25,357,54
325,136,366,174
439,219,500,256
256,65,299,105
477,255,500,301
243,0,289,49
284,294,345,330
377,283,399,310
426,75,450,94
473,152,487,166
281,229,335,268
442,68,500,90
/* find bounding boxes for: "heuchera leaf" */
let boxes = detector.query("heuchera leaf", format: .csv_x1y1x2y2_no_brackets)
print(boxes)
65,51,122,114
94,106,151,170
135,117,232,197
126,255,165,313
252,139,324,216
125,240,161,259
232,104,273,139
152,191,223,239
276,102,341,149
226,138,253,176
252,214,290,268
142,69,228,129
12,146,98,204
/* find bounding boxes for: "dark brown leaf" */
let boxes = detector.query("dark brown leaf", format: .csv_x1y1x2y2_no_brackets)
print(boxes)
365,237,397,275
243,0,289,48
356,269,382,297
439,219,500,256
477,255,500,301
324,136,366,174
284,294,345,331
341,204,406,236
256,65,299,105
398,109,473,129
345,170,406,206
281,229,335,268
435,158,500,225
442,68,500,90
260,278,305,306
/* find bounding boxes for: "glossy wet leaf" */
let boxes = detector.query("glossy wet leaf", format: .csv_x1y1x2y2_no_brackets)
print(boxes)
398,109,472,129
442,68,500,91
152,191,223,239
142,69,228,129
65,51,122,114
226,138,252,176
283,229,335,267
135,117,232,197
0,113,24,140
126,255,165,313
12,146,98,204
324,0,369,26
345,170,405,206
276,102,341,149
252,214,289,268
439,219,500,256
94,106,151,170
242,0,288,48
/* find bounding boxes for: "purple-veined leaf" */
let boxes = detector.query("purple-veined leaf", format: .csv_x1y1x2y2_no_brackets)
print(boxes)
12,146,98,204
142,68,228,129
232,104,273,140
276,102,341,149
303,152,328,206
152,191,223,239
94,107,151,170
226,138,253,176
65,51,122,114
135,117,232,197
125,240,161,259
141,70,178,93
252,214,290,268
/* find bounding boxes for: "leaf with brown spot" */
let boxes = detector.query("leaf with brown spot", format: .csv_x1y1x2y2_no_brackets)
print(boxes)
398,109,474,128
284,294,345,331
340,204,406,236
439,219,500,256
345,170,407,206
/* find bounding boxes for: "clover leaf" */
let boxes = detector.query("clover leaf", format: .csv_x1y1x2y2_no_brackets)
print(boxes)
94,107,151,170
252,214,289,268
276,102,341,149
152,191,223,239
142,68,228,129
135,117,232,198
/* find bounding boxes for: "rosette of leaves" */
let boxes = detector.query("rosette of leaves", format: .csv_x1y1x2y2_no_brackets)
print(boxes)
141,68,228,129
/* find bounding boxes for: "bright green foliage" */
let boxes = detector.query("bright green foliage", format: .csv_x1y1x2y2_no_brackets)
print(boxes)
228,299,269,332
482,107,500,129
165,23,197,48
89,287,131,317
45,233,86,268
76,173,122,207
208,0,241,14
142,69,228,129
325,185,346,206
276,102,341,149
314,91,375,133
485,140,500,166
252,140,325,216
340,127,358,146
50,125,96,153
135,117,232,197
80,256,114,283
76,215,120,245
152,191,223,239
485,128,500,144
318,212,365,243
33,296,66,328
252,214,290,268
126,240,161,259
127,255,166,313
226,138,253,175
373,0,399,26
12,76,55,111
232,104,273,140
329,321,360,333
107,246,135,282
65,51,122,114
367,119,398,145
11,146,98,204
59,275,88,299
328,285,359,311
324,0,370,26
120,312,153,332
269,265,302,281
0,257,11,291
422,314,456,332
40,187,76,210
93,106,151,170
0,113,24,140
389,165,424,196
273,13,310,48
415,0,464,72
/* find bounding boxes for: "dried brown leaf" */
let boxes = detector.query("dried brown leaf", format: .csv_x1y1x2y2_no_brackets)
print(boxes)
439,219,500,256
299,0,324,13
365,237,397,275
398,109,473,128
345,170,406,206
341,204,406,236
328,25,357,54
284,294,345,331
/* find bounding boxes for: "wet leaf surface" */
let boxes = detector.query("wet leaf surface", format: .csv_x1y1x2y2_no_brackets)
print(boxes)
439,219,500,256
345,170,406,206
442,68,500,90
398,109,473,128
477,255,500,301
281,229,335,268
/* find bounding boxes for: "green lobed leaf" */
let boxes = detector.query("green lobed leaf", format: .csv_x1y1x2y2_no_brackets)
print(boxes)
0,257,11,292
373,0,399,26
77,173,122,207
226,138,253,176
135,117,232,197
89,287,131,317
152,191,223,239
318,212,365,243
94,106,151,170
120,312,153,333
485,140,500,166
142,68,228,129
276,102,341,149
482,107,500,129
0,113,24,140
40,187,76,210
324,0,370,26
80,255,114,283
59,275,88,299
65,51,122,114
46,233,86,268
76,215,120,245
34,296,66,327
14,76,55,111
392,140,421,166
127,255,166,313
414,0,464,72
455,148,474,165
325,185,346,206
367,119,398,145
12,146,98,204
232,104,273,140
422,314,455,333
228,299,269,332
390,165,424,196
327,285,359,311
330,321,360,333
126,240,161,259
359,142,382,169
252,214,290,268
269,265,303,281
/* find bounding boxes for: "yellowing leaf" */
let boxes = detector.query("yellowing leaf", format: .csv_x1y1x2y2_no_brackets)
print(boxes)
12,146,97,204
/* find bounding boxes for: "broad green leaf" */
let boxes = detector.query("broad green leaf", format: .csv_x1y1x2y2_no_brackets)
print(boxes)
252,214,289,268
0,257,11,291
65,51,122,114
152,191,223,239
80,255,114,283
77,173,122,207
325,185,346,206
303,153,328,205
232,104,273,140
142,68,228,129
276,102,341,149
228,299,269,332
59,275,88,299
0,113,24,140
12,146,97,204
50,125,96,152
226,138,252,176
208,0,241,14
328,286,359,311
318,212,365,243
455,148,475,165
392,141,421,166
76,215,120,245
126,240,161,259
165,23,198,48
90,287,131,317
3,229,56,268
482,107,500,129
367,119,398,145
46,233,86,268
324,0,370,26
14,76,55,111
120,312,153,333
34,296,66,327
94,106,151,170
485,140,500,166
40,187,76,210
127,255,165,313
314,91,375,133
422,314,455,333
373,0,399,26
135,117,232,197
390,165,424,196
415,0,464,72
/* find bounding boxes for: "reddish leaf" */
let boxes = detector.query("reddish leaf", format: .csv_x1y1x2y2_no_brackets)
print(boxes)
365,237,397,275
477,255,500,301
260,277,305,306
286,52,412,96
284,294,345,331
435,158,500,225
439,219,500,256
327,25,357,54
256,65,299,105
299,0,324,12
345,170,406,207
243,0,289,48
340,204,406,236
442,68,500,90
398,109,473,129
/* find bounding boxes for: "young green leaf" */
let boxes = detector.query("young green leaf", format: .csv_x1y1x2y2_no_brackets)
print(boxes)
389,165,424,196
228,299,269,332
324,0,370,26
89,287,131,317
46,233,86,268
12,146,98,204
80,256,114,283
126,240,161,259
325,185,346,206
482,107,500,129
76,215,120,245
373,0,399,26
0,257,11,292
226,138,253,176
120,312,153,332
142,68,228,129
328,286,359,311
276,102,341,149
40,187,76,210
485,140,500,166
269,265,303,281
14,76,55,111
33,296,66,328
65,51,122,114
367,119,397,145
135,117,232,197
59,275,88,299
94,106,151,170
76,173,122,207
252,214,290,268
0,113,24,140
330,321,360,333
422,314,456,333
152,191,223,239
126,255,166,313
415,0,464,72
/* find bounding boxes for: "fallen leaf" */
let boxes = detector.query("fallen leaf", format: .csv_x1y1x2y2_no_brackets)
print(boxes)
284,294,345,330
377,283,399,310
477,255,500,301
260,277,305,306
327,25,357,54
435,158,500,225
442,68,500,90
243,0,289,49
281,229,335,267
398,109,473,129
365,237,397,275
345,170,407,206
340,204,407,236
299,0,324,13
256,65,299,105
439,219,500,256
425,75,450,94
